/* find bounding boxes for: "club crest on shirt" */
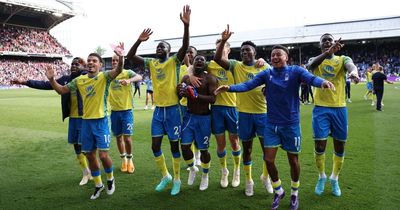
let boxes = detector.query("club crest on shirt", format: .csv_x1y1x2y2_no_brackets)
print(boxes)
217,69,228,82
285,73,289,81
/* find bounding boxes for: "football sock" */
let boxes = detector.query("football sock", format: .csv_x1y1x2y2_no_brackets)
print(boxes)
331,152,345,180
314,150,326,178
154,151,169,177
243,161,252,182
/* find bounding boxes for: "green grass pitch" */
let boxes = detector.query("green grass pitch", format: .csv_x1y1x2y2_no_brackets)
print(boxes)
0,83,399,210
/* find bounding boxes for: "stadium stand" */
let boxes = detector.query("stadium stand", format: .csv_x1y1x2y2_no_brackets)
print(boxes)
0,0,79,87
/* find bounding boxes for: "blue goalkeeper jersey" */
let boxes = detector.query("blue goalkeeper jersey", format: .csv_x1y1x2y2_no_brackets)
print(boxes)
229,65,324,125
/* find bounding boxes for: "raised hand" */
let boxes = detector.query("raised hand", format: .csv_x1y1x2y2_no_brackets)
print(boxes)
321,80,336,91
113,42,125,56
120,79,129,86
328,38,344,55
45,65,55,80
348,72,360,84
255,58,266,68
138,28,153,42
221,24,233,42
180,5,191,26
214,85,230,95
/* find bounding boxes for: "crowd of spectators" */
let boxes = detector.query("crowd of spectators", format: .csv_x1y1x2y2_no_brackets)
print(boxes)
0,58,69,87
0,25,71,55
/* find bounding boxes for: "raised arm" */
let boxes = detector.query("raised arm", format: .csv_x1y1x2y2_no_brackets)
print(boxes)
126,28,153,65
214,24,232,70
299,67,336,90
306,38,344,71
108,42,125,79
45,65,70,95
215,70,267,95
176,5,191,62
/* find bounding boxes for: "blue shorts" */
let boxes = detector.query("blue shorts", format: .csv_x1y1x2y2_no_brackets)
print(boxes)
312,106,348,141
151,105,181,141
264,123,302,153
238,112,266,141
68,117,82,144
80,117,111,152
110,110,133,137
180,105,188,118
181,114,211,150
367,82,373,91
211,105,238,135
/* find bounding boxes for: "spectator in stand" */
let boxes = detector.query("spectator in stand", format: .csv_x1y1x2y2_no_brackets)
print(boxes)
0,59,69,86
0,25,70,55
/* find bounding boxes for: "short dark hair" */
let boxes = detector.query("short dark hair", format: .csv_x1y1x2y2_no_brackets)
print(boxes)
241,41,256,49
73,57,86,65
272,45,289,56
188,46,197,52
160,41,171,52
88,53,104,64
320,33,334,40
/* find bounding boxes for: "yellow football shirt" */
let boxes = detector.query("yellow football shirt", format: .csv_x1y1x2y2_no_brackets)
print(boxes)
366,72,372,82
312,55,352,107
69,88,80,118
230,60,269,114
208,60,236,107
67,71,112,119
144,55,180,107
179,64,188,106
109,69,137,111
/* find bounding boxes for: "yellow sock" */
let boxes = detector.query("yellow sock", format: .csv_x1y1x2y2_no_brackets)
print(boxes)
314,151,326,176
154,153,168,177
105,167,114,180
172,157,181,180
291,180,300,196
185,158,194,167
93,175,102,187
201,161,210,174
262,161,269,177
272,179,283,194
191,144,195,154
77,153,88,170
217,150,227,169
244,162,252,182
332,153,344,179
232,148,241,170
272,179,281,189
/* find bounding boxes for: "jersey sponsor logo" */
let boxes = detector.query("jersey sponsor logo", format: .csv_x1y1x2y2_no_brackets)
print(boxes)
85,85,96,97
155,68,166,80
322,65,335,78
111,80,122,90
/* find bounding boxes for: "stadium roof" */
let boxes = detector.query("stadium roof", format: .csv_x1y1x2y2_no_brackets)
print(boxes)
121,15,400,57
0,0,82,30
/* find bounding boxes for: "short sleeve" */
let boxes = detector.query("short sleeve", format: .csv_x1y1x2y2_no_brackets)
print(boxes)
66,78,77,91
127,70,137,78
